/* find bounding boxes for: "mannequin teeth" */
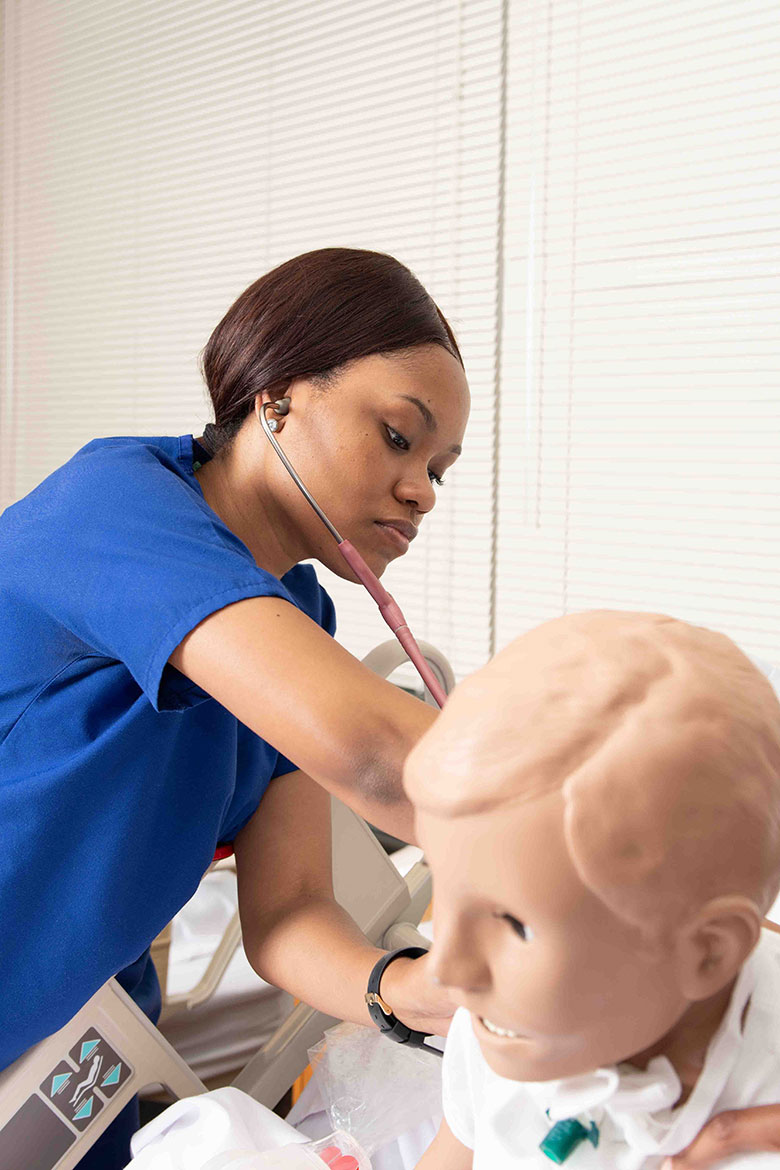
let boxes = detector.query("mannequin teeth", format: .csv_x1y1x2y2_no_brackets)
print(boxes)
481,1016,521,1039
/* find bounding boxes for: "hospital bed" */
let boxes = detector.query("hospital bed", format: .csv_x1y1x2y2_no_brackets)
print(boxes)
0,640,453,1170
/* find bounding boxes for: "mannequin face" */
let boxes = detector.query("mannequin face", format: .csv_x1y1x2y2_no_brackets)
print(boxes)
417,790,690,1082
408,611,780,1084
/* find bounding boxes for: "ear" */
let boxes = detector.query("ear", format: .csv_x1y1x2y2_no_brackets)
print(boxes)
255,384,293,412
255,384,292,432
673,896,762,1001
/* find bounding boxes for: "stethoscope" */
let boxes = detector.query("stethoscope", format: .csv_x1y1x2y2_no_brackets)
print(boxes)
259,396,447,708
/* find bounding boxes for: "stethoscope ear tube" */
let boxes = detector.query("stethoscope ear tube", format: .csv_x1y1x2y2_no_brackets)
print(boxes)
258,399,447,708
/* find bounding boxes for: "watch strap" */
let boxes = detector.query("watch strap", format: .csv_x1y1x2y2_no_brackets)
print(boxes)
365,945,441,1055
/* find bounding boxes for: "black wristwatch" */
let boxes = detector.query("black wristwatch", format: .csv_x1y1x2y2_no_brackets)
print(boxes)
364,945,442,1056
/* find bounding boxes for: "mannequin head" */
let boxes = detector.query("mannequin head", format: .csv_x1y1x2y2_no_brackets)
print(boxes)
406,612,780,1082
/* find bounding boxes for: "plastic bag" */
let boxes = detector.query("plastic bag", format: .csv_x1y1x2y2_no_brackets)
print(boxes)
201,1130,368,1170
307,1022,443,1154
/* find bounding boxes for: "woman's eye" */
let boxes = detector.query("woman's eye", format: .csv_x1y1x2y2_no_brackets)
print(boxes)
500,914,533,942
385,426,409,451
385,426,446,486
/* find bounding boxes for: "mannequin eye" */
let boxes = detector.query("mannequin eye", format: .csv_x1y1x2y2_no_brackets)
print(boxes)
428,470,445,487
500,914,534,942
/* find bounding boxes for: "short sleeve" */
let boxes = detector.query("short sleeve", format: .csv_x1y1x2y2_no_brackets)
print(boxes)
16,439,299,712
442,1007,479,1150
266,562,338,780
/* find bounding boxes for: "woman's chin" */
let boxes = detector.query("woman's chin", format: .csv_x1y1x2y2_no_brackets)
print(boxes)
320,547,388,584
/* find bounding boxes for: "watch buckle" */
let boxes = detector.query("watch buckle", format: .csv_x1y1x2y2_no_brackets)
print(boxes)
365,991,393,1016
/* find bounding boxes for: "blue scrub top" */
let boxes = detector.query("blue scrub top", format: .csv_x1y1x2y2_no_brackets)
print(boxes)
0,435,336,1072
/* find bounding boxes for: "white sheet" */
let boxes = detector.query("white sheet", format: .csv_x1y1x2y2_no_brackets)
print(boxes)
128,1086,314,1169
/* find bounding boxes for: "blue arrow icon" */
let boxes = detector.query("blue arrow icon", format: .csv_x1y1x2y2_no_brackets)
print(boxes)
50,1073,71,1096
102,1064,121,1087
73,1096,94,1121
80,1040,99,1062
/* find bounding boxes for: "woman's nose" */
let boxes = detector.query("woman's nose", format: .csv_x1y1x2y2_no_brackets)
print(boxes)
395,467,436,515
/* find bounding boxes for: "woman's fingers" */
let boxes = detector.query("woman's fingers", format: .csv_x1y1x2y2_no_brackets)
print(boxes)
380,952,455,1038
664,1105,780,1168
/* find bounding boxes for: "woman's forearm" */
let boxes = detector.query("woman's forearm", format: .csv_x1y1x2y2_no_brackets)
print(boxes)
244,892,385,1026
245,892,453,1038
235,771,454,1035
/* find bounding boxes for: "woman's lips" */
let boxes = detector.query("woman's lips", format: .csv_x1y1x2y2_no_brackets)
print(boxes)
374,521,416,553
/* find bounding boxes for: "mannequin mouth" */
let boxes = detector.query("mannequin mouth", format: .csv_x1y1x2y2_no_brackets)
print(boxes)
479,1016,525,1040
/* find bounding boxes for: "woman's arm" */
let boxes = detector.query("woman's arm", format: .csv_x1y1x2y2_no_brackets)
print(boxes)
234,767,454,1035
170,596,436,841
415,1120,473,1170
664,1107,780,1168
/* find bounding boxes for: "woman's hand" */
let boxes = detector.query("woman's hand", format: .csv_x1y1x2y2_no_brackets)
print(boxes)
662,1106,780,1168
379,951,455,1038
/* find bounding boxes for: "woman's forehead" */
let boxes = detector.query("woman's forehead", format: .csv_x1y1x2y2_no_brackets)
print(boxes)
337,349,469,453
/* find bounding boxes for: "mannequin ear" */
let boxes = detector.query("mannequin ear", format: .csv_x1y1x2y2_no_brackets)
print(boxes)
673,896,762,1000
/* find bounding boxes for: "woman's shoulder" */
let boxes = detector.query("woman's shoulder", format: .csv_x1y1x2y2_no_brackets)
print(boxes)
69,433,195,482
37,436,206,532
6,434,195,519
281,563,337,635
0,434,210,577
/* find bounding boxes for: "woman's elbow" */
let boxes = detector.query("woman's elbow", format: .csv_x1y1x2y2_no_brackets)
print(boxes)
347,702,434,805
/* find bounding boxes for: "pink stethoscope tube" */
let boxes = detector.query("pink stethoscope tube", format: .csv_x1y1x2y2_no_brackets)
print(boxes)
259,401,448,708
336,539,447,708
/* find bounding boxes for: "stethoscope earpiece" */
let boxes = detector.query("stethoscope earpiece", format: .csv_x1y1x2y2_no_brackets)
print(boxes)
263,396,291,432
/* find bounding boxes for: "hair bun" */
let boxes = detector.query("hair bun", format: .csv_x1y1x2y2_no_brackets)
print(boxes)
200,422,221,456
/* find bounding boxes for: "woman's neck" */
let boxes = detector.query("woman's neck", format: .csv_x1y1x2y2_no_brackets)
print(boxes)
195,436,304,579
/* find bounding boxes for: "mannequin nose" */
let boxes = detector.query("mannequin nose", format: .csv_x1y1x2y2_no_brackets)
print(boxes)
431,926,492,994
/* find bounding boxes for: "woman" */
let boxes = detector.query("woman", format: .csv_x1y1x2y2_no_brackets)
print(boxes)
0,248,470,1167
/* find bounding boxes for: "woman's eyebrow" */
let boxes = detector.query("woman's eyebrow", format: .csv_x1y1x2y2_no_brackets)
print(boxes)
400,395,462,455
401,394,436,430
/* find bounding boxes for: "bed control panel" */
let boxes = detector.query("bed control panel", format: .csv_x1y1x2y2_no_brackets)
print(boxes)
0,979,204,1170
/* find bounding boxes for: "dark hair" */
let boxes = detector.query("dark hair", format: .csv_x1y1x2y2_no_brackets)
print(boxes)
200,247,462,453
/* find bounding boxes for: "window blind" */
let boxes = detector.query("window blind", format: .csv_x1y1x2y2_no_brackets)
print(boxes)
2,0,505,679
497,0,780,663
6,0,776,677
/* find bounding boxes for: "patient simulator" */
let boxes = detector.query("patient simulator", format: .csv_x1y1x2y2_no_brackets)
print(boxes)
409,611,780,1169
125,611,780,1170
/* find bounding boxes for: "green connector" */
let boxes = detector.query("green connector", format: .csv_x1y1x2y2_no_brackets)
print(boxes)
539,1117,600,1164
